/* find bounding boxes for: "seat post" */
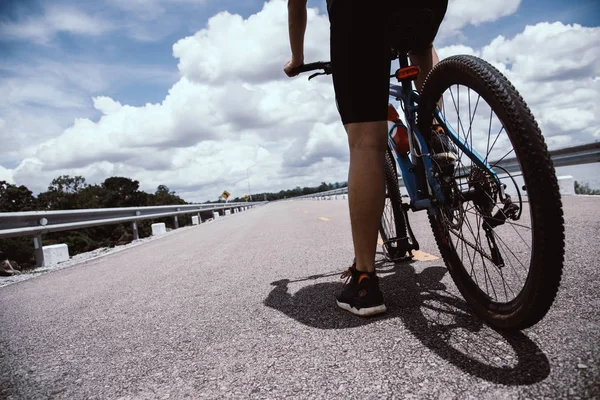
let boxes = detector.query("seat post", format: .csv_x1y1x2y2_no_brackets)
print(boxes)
398,52,410,69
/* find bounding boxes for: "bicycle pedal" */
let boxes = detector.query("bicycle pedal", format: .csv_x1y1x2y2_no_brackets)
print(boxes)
389,251,414,262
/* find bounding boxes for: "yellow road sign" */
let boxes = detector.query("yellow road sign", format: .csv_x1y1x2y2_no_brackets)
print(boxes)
222,190,230,200
244,195,249,201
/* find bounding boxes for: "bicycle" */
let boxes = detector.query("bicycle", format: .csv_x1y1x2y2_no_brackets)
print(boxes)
291,52,565,331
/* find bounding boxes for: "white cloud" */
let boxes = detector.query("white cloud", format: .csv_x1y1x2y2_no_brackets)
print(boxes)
0,58,178,166
5,1,600,201
0,164,14,184
481,22,600,82
480,22,599,147
437,0,522,42
437,21,599,154
173,1,329,84
106,0,209,21
0,5,115,44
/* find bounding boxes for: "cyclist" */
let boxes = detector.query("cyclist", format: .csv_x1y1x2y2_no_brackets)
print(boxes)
284,0,448,316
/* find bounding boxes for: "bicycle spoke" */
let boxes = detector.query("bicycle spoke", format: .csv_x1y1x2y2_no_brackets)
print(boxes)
467,94,481,148
457,84,460,141
463,209,532,231
493,233,525,296
464,208,498,300
467,88,475,156
457,216,487,293
474,206,506,301
491,148,515,167
480,188,532,238
490,228,529,273
486,107,493,162
486,125,505,161
449,86,470,158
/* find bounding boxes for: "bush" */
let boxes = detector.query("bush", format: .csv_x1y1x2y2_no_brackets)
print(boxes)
574,181,600,195
0,237,35,267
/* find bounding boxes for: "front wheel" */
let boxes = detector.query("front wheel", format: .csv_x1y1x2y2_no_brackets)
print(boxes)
418,55,565,330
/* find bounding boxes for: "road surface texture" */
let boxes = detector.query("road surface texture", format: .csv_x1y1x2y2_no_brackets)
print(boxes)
1,196,598,399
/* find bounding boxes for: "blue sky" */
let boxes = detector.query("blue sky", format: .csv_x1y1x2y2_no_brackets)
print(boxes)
0,0,599,200
2,0,597,107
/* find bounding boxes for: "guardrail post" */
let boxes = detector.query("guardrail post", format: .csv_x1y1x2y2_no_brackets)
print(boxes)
173,216,179,229
132,221,139,241
198,212,202,223
33,234,44,268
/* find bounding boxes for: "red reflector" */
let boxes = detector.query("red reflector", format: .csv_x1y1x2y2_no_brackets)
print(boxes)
395,66,420,81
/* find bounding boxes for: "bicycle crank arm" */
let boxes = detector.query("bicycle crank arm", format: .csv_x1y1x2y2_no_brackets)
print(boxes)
401,203,420,251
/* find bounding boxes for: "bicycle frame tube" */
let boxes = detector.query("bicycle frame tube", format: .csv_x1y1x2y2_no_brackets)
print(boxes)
387,56,445,213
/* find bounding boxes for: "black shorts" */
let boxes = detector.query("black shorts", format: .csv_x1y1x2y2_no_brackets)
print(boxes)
328,0,448,125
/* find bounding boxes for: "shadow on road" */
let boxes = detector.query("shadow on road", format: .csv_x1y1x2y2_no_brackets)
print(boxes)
264,259,550,385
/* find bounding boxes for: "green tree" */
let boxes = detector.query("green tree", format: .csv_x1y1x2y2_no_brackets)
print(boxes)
0,181,36,212
101,177,147,208
575,181,600,195
0,181,37,266
37,175,88,210
48,175,87,194
151,185,186,206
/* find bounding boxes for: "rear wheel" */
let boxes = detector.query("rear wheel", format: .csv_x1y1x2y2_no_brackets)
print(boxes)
380,150,413,260
418,55,565,330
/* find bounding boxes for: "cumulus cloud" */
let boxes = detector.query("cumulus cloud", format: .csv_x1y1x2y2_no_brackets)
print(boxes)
0,58,178,166
4,0,600,201
105,0,209,21
173,1,329,84
0,164,14,184
449,22,600,149
437,0,522,41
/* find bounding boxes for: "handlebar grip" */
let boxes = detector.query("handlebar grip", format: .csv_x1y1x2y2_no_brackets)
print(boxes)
290,61,332,76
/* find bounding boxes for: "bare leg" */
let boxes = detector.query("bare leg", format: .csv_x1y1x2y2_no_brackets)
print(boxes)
409,44,440,93
346,121,388,273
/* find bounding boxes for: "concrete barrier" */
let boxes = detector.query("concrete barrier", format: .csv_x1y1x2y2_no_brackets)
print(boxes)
225,209,231,216
192,216,200,225
42,244,69,266
151,223,167,236
558,175,575,196
213,211,219,219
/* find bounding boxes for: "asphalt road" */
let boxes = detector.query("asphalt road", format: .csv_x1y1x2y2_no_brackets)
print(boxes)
1,196,598,399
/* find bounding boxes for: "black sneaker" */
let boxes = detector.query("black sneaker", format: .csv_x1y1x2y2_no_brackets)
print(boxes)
336,264,387,316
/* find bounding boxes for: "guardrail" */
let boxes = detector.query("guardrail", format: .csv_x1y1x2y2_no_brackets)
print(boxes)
297,188,348,200
0,202,266,267
298,142,600,199
456,142,600,176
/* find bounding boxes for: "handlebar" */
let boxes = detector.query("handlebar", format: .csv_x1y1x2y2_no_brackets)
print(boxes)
290,61,332,80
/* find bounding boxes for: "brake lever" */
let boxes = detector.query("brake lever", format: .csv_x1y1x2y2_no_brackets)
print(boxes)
308,72,331,81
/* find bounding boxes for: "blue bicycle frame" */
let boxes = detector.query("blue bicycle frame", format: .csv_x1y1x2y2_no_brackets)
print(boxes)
387,55,501,215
